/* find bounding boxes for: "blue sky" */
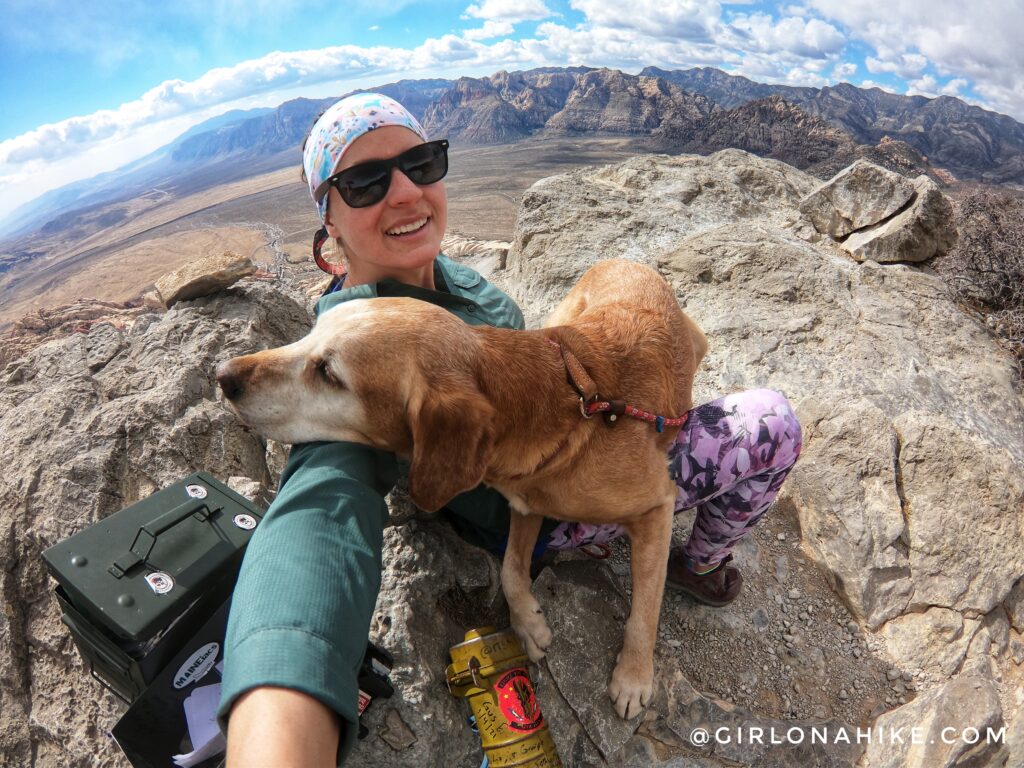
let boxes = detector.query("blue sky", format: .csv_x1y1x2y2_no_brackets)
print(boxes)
1,0,1022,220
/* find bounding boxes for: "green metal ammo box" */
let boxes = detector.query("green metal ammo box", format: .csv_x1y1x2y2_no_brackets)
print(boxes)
42,472,263,702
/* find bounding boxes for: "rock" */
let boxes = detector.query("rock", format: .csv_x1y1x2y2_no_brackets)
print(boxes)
841,175,957,263
83,322,125,373
154,251,257,308
1006,578,1024,633
1,299,144,369
142,290,164,310
879,609,978,678
1011,640,1024,666
226,476,264,504
532,561,640,758
506,149,819,321
799,160,916,238
533,663,606,767
0,281,311,767
894,410,1024,616
1005,714,1024,768
378,707,417,752
862,675,1007,768
788,399,913,628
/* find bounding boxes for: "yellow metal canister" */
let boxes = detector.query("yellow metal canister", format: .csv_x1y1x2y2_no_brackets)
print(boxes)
446,626,563,767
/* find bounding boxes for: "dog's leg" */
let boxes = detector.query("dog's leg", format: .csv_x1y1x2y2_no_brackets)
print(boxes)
502,509,551,661
608,499,674,719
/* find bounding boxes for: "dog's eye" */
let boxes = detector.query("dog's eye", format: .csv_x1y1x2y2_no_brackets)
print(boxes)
314,357,345,389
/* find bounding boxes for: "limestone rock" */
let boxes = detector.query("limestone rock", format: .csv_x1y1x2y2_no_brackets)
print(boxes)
842,175,958,263
506,149,818,320
154,251,256,308
1006,579,1024,633
788,398,913,629
862,675,1007,768
894,409,1024,615
878,608,978,678
799,159,916,238
532,561,640,758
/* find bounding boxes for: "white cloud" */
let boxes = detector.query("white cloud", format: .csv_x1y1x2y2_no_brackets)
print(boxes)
569,0,724,42
907,74,939,98
369,25,380,31
940,78,968,97
832,61,856,80
865,53,928,79
729,12,845,57
1,47,407,166
463,20,516,41
463,0,552,22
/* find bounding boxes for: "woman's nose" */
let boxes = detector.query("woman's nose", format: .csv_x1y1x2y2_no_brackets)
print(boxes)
386,167,423,205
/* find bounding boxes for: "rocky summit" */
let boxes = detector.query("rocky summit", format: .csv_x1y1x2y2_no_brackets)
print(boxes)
2,150,1023,768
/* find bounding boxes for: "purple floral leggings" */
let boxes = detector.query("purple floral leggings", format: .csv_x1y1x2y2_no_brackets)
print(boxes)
544,389,803,567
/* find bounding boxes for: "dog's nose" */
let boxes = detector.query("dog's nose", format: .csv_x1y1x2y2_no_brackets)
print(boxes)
216,361,242,401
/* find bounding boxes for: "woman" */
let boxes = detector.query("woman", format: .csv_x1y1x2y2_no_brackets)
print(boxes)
219,93,802,768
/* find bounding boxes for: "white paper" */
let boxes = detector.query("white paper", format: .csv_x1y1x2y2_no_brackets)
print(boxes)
172,683,226,768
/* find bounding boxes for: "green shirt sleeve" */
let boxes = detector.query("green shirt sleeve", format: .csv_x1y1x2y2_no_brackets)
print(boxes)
219,441,399,762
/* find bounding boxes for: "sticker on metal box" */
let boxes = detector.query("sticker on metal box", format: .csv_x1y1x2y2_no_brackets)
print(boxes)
145,571,175,595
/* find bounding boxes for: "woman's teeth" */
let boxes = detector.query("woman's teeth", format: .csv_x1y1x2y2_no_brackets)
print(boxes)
386,218,428,236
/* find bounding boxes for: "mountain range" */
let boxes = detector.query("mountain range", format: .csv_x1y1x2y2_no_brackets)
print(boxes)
3,64,1023,241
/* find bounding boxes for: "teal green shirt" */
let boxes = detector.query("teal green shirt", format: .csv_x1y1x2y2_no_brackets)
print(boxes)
219,255,524,763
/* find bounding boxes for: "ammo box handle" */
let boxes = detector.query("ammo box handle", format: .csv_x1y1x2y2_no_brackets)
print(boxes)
108,498,219,578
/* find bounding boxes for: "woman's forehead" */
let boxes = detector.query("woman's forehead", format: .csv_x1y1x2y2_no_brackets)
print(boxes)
337,126,426,172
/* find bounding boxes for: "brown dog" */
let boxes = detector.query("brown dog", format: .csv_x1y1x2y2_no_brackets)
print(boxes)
217,258,706,718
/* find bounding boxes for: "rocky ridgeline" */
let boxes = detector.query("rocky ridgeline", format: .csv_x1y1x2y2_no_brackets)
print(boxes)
1,151,1023,768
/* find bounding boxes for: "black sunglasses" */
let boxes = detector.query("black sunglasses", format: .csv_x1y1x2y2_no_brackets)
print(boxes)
321,139,449,209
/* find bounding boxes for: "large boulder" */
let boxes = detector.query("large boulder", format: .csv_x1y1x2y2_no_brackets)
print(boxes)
841,175,958,263
154,251,257,308
799,159,917,239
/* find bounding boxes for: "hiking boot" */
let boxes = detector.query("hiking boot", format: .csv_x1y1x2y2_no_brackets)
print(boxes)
665,551,743,606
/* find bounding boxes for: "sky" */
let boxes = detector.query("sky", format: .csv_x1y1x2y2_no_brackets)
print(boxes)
1,0,1022,222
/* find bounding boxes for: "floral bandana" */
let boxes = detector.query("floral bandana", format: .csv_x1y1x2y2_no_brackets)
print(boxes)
303,92,429,221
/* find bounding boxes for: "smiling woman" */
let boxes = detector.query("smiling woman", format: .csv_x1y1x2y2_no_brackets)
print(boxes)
217,92,528,768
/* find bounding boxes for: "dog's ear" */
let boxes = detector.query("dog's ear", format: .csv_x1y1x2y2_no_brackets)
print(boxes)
407,380,496,513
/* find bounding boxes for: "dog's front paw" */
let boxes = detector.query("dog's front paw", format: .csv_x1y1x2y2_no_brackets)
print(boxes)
608,658,653,719
510,598,552,662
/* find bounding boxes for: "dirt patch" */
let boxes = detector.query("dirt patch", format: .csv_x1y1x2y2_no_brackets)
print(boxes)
557,492,911,731
0,226,266,325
